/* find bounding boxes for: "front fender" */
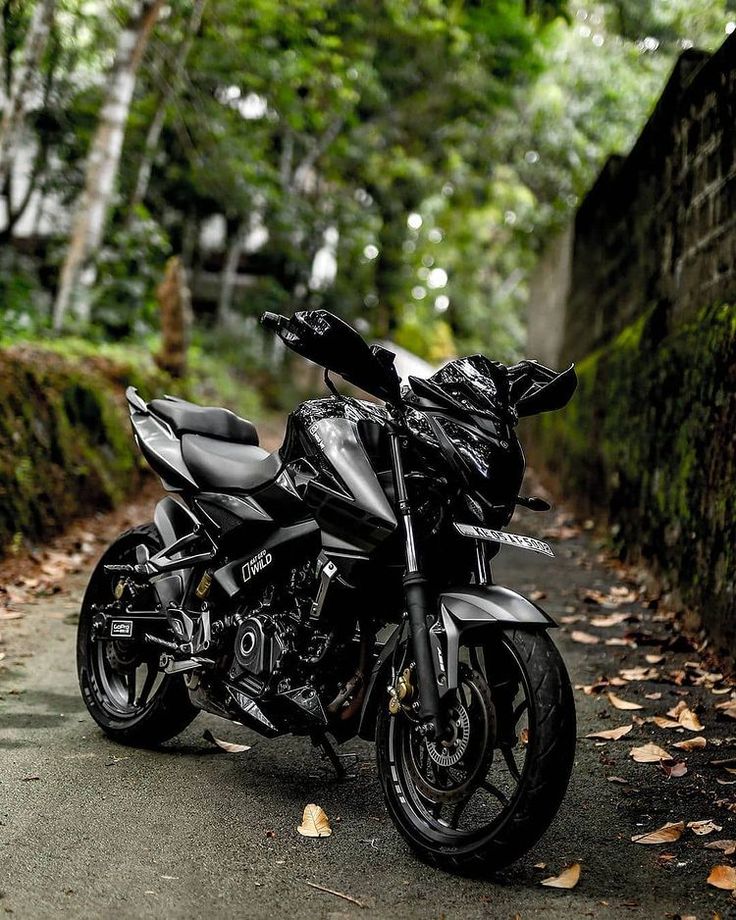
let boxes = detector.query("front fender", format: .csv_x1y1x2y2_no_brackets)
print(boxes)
358,586,554,740
434,585,555,692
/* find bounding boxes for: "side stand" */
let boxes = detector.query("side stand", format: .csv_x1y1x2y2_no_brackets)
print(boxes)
311,731,357,779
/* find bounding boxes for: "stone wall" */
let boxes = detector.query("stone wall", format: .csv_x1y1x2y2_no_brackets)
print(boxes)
526,35,736,659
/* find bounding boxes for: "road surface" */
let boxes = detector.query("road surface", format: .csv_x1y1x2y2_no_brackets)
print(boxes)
0,487,734,919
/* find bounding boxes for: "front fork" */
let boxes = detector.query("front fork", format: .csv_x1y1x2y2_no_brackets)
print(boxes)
388,424,448,738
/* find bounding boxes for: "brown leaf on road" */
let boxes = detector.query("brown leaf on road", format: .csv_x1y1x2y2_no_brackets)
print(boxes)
540,862,581,889
658,760,688,778
673,736,707,751
202,730,251,754
631,821,685,845
651,716,683,729
605,637,635,647
570,630,600,645
620,666,660,681
687,820,722,836
590,612,631,628
529,590,547,601
586,724,633,741
629,742,672,763
297,804,333,838
716,703,736,721
645,692,663,700
607,692,643,711
707,865,736,890
0,611,24,620
705,840,736,856
645,654,665,665
678,708,704,732
560,614,585,625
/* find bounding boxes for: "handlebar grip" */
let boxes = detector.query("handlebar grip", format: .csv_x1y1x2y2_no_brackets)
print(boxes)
260,311,286,332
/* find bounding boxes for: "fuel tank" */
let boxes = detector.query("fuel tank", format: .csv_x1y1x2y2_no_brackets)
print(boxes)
282,398,397,553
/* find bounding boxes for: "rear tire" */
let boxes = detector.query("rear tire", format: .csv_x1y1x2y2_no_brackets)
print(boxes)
77,523,198,747
376,628,575,874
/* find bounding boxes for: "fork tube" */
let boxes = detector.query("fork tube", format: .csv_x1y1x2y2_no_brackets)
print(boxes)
389,430,419,573
388,427,443,735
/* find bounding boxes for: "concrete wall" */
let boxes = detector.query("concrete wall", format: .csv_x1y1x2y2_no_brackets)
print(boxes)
526,36,736,659
526,224,572,366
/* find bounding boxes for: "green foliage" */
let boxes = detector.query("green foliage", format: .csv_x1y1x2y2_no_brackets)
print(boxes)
90,208,171,339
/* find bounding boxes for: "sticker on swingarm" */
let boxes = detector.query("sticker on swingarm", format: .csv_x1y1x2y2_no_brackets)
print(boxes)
454,523,554,557
110,619,134,638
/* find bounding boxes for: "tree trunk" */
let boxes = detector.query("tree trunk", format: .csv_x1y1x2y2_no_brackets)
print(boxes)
0,0,56,188
155,256,191,378
52,0,164,332
217,218,247,323
129,0,207,216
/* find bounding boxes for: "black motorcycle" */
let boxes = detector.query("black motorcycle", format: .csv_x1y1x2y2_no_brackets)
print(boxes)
77,309,578,872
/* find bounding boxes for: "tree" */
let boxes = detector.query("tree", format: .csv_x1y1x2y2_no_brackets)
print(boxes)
0,0,56,188
52,0,164,331
128,0,208,215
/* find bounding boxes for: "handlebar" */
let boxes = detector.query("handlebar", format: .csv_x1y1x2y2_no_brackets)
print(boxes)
260,311,288,333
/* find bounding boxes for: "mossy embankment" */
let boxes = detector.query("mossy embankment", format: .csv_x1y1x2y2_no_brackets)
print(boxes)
527,302,736,657
0,338,266,556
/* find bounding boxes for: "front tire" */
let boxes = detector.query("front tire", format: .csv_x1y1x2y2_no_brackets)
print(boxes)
376,628,575,874
77,523,198,747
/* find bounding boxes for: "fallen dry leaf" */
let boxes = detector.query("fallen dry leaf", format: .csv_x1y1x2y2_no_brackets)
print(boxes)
607,775,629,785
297,804,332,838
651,716,683,729
590,613,631,628
667,701,688,719
629,742,671,763
687,820,722,836
707,865,736,890
608,692,643,711
673,736,707,751
202,730,251,754
631,821,685,845
560,614,584,625
645,654,665,665
570,630,600,645
659,760,688,778
620,666,660,682
586,724,633,741
529,590,547,601
705,840,736,856
540,863,581,889
678,708,704,732
605,637,635,647
645,692,663,701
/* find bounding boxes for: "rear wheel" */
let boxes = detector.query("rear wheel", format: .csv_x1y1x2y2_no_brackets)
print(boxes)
77,523,198,746
376,628,575,873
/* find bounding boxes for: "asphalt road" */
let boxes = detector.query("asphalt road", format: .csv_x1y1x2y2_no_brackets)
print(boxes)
1,494,734,920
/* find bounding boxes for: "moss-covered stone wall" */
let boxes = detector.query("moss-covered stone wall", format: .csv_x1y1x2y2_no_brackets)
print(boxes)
0,345,173,554
527,302,736,656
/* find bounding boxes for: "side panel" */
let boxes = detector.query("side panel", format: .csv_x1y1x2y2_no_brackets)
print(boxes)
213,519,320,598
302,417,397,552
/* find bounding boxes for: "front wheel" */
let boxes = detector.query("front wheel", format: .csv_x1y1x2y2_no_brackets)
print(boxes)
376,628,575,874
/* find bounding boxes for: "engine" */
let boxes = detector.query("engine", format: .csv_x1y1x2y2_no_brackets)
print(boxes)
230,614,287,693
226,562,316,697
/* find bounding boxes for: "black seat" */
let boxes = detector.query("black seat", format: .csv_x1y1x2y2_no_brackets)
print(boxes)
181,434,282,491
149,396,259,445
